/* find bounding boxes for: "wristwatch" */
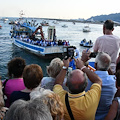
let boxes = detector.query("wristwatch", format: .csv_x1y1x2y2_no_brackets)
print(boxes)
62,66,68,70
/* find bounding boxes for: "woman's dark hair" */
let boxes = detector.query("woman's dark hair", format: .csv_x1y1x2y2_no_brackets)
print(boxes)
7,57,26,78
23,64,43,89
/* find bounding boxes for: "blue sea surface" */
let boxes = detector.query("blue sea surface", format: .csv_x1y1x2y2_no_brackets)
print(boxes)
0,18,120,80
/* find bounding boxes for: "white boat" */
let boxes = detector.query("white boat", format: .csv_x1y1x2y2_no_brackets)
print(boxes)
53,21,59,24
83,25,91,32
40,21,49,26
62,24,68,28
10,22,70,58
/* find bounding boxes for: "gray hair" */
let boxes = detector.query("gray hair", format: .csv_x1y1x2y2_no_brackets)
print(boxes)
30,87,64,120
95,52,111,71
4,99,52,120
47,58,63,78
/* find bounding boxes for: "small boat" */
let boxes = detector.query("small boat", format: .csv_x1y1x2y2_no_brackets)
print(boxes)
10,21,70,58
0,25,2,29
73,22,75,25
62,24,68,28
80,39,93,48
40,21,49,26
83,25,91,32
53,21,59,24
83,40,93,47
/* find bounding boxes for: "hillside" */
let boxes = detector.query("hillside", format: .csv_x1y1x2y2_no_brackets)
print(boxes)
87,13,120,23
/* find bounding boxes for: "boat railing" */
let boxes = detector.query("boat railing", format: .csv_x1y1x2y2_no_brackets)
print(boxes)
14,35,70,47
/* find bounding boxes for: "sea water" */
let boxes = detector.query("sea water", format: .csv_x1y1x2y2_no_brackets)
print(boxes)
0,18,120,80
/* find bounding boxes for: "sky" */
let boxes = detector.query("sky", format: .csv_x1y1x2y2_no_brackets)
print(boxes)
0,0,120,19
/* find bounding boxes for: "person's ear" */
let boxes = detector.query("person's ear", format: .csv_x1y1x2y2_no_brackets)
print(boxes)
112,28,114,31
94,63,97,69
65,82,67,87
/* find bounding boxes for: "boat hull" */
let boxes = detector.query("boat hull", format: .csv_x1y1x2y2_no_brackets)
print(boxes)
13,38,67,58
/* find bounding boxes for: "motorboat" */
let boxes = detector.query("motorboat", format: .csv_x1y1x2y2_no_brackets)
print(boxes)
83,25,91,32
53,21,59,24
10,21,70,58
40,21,49,26
83,40,93,47
80,39,93,48
62,24,68,28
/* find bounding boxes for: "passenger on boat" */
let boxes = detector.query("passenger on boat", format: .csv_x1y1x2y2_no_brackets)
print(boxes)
10,64,43,106
58,40,63,45
3,57,26,108
89,40,92,44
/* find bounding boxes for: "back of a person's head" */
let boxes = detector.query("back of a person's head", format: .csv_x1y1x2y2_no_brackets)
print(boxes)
7,57,26,78
66,69,88,94
104,20,114,30
47,58,63,78
23,64,43,89
95,52,111,71
30,88,64,120
4,99,52,120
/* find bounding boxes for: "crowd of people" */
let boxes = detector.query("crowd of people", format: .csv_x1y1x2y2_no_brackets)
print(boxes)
14,34,70,47
0,19,120,120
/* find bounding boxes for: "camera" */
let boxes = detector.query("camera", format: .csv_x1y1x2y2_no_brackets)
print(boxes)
89,52,98,58
66,46,75,59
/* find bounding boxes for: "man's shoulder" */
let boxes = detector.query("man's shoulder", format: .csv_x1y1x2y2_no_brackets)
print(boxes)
112,35,120,39
96,35,106,40
53,84,66,96
95,71,115,82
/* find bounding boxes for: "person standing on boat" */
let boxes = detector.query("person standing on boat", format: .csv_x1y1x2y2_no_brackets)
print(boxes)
93,20,120,74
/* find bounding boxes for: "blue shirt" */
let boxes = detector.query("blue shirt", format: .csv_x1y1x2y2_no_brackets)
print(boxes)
69,56,79,70
85,71,116,120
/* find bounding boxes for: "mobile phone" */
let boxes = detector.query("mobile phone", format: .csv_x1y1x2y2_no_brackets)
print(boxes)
66,47,75,59
89,52,98,58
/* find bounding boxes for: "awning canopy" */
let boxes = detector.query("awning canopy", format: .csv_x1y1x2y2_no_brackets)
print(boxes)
21,23,36,32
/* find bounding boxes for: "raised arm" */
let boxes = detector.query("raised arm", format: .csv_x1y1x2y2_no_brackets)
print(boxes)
104,100,118,120
55,58,70,85
75,58,102,86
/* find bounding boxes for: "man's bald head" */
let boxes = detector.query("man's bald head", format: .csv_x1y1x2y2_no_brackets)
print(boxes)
66,69,88,94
